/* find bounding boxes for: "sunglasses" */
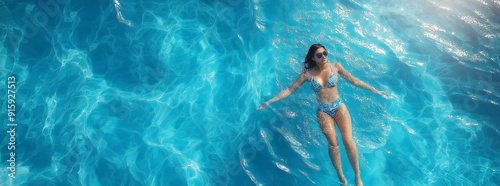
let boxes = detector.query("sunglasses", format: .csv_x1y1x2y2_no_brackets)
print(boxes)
315,51,328,58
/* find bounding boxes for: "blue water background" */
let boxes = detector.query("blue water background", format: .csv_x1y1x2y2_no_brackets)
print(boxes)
1,0,499,185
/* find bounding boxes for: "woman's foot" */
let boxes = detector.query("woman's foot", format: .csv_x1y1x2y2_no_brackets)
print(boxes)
354,176,363,186
338,175,347,186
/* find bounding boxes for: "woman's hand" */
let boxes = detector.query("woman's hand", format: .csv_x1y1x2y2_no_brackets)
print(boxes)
372,89,388,95
257,102,270,110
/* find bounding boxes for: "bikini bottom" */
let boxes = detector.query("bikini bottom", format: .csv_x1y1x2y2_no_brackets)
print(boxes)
317,97,343,119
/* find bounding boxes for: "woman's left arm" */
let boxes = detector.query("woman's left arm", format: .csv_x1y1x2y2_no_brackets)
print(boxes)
336,63,387,94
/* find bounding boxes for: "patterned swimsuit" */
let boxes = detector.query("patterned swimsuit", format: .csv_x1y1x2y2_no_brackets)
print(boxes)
309,63,343,118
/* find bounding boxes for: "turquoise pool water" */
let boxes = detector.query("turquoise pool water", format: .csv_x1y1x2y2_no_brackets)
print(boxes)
1,0,499,185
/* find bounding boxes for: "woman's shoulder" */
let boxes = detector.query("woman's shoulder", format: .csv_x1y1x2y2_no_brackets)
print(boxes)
301,69,313,79
330,62,344,69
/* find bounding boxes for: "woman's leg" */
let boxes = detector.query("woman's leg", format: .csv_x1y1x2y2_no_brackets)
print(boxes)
334,104,363,186
317,111,347,185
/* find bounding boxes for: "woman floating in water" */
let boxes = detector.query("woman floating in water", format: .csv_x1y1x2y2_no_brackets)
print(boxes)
257,44,387,186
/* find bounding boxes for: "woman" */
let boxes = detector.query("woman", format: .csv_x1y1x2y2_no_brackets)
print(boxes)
257,44,387,186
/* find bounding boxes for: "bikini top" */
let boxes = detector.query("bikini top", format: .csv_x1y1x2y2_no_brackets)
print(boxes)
309,63,339,92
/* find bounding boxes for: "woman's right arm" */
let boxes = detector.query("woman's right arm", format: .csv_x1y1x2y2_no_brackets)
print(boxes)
257,72,310,110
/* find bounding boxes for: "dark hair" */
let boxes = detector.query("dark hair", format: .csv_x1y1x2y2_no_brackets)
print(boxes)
303,43,326,71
